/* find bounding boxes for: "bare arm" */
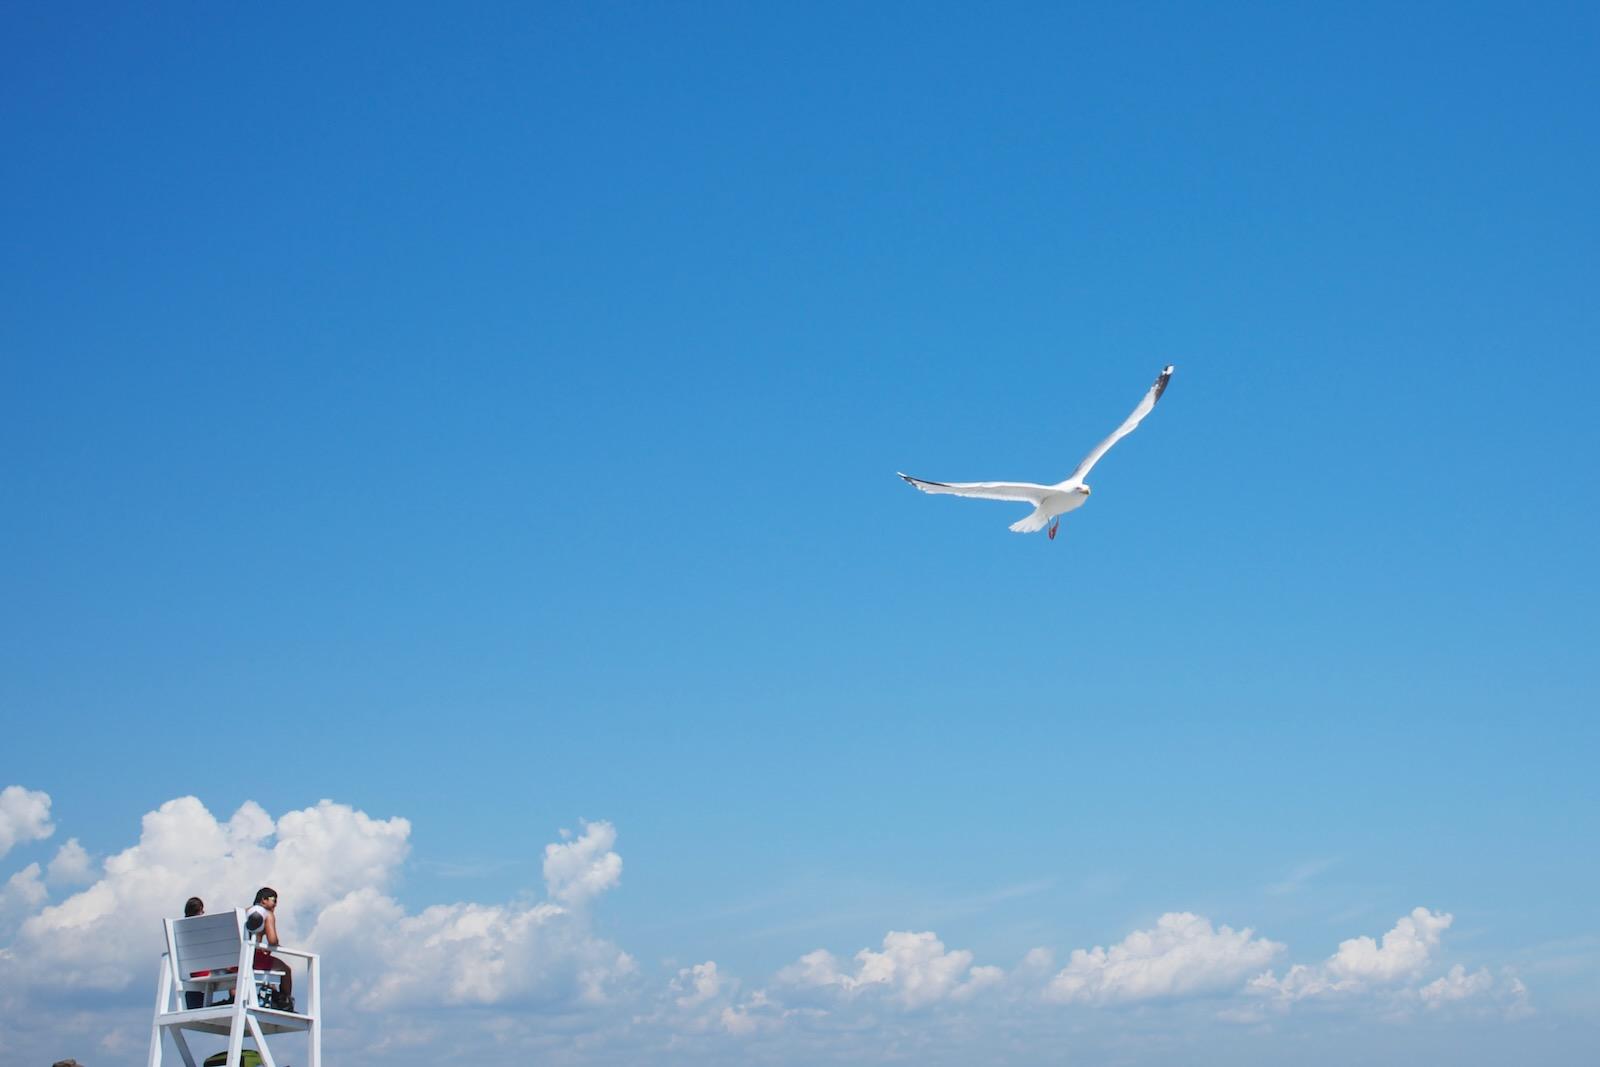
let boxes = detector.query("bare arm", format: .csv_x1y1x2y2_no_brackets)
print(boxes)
263,909,280,948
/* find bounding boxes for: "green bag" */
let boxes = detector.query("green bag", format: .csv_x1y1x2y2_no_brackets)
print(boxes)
202,1052,263,1067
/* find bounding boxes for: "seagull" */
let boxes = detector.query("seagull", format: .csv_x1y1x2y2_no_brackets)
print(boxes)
898,364,1173,540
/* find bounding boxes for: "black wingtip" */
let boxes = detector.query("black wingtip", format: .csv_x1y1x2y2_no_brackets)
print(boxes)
1151,364,1173,403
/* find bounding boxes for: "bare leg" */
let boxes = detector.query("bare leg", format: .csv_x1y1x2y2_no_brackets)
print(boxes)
255,949,292,999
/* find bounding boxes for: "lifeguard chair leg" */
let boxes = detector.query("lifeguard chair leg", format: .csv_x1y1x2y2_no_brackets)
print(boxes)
246,1014,278,1067
224,995,248,1067
308,952,323,1067
148,954,172,1067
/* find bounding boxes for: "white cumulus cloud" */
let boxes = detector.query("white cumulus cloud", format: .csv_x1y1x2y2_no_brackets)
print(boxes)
0,794,638,1064
1327,906,1451,982
4,795,410,992
1251,907,1453,1002
1420,963,1493,1006
46,838,94,887
1416,965,1532,1020
649,960,788,1037
543,820,622,907
311,887,635,1011
0,785,54,858
0,863,48,931
672,960,728,1009
1045,912,1284,1004
778,930,1004,1009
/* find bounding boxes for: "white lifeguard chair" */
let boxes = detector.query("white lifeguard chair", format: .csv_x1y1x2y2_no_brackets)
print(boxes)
147,907,321,1067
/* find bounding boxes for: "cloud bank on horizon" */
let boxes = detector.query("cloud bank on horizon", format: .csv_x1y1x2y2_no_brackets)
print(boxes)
0,786,1532,1065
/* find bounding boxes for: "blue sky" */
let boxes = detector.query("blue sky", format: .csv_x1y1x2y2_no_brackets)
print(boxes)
3,3,1597,1064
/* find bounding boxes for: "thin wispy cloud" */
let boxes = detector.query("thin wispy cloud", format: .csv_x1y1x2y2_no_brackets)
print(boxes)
414,857,526,879
1265,858,1339,896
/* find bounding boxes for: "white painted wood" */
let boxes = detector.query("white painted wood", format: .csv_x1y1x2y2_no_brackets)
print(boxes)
246,1014,278,1067
171,912,250,979
149,954,172,1067
171,1029,199,1067
150,907,321,1067
224,992,247,1067
308,951,322,1067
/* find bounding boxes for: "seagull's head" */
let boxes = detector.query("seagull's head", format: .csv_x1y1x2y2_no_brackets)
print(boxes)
1077,485,1091,496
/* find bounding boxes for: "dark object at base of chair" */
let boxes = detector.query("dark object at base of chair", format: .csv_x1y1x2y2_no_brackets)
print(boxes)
203,1051,263,1067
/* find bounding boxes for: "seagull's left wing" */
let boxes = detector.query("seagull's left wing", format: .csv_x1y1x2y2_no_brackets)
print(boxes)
897,473,1053,504
1063,364,1173,484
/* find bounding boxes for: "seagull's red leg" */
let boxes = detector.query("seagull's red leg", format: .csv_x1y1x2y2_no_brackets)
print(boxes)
1048,519,1059,540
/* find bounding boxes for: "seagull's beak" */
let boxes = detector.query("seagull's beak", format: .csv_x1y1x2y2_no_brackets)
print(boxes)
1081,485,1091,495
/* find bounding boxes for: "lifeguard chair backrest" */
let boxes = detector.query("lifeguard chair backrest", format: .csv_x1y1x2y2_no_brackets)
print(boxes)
167,908,247,979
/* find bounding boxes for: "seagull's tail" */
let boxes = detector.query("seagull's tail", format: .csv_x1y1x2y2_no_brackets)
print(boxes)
1008,509,1051,534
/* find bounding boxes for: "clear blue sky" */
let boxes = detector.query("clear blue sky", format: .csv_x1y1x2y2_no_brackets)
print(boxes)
3,3,1596,1064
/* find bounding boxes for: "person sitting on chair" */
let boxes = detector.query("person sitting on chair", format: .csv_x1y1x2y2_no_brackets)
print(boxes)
246,886,293,1011
182,896,207,1009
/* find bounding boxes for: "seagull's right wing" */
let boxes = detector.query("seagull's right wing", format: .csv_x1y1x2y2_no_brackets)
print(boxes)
897,473,1053,504
1063,364,1173,484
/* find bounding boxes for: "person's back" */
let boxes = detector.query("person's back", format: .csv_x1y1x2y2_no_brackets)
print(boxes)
181,896,206,1009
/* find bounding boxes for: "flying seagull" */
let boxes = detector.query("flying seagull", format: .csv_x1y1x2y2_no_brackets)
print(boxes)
898,364,1173,540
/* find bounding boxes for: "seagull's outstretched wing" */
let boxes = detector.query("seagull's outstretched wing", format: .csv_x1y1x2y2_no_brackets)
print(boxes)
897,473,1053,504
1064,364,1173,484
